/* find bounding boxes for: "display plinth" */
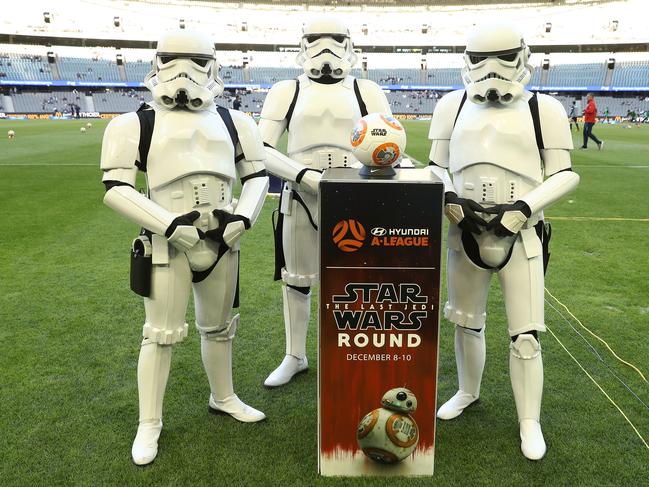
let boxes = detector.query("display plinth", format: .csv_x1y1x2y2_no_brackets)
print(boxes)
318,168,443,476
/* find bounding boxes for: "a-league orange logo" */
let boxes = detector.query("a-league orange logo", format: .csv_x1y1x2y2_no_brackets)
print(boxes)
332,219,366,252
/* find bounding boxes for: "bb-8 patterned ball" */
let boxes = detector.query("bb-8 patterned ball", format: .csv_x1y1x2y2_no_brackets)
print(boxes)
356,388,419,464
350,113,406,168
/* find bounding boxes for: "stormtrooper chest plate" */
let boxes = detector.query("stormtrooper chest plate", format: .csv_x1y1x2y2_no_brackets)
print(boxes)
146,108,236,190
287,77,361,155
449,99,542,183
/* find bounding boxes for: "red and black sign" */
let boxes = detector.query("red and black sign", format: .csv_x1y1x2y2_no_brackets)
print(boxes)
319,168,443,476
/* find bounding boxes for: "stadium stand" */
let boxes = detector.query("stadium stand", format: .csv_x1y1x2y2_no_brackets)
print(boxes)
610,61,649,88
57,57,121,82
544,63,607,87
0,53,52,81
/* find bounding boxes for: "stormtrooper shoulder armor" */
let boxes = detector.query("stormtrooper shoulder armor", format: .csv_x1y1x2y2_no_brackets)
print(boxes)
260,79,298,122
537,94,573,150
100,112,140,170
355,79,391,114
229,109,266,162
428,90,466,141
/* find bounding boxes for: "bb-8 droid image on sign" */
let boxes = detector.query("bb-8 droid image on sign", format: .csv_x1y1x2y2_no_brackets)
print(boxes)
351,113,406,176
357,388,419,464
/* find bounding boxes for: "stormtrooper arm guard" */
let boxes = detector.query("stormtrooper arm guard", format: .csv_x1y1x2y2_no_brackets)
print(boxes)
428,90,466,194
101,113,201,252
211,110,269,249
258,79,321,193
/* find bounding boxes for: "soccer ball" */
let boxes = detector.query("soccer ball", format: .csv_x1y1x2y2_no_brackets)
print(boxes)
356,388,419,464
86,122,92,128
350,113,407,167
7,130,15,139
80,127,86,134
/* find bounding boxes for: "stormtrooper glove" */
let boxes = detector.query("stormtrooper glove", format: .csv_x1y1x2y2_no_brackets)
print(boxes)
165,210,205,252
485,200,532,237
205,209,251,249
444,192,489,234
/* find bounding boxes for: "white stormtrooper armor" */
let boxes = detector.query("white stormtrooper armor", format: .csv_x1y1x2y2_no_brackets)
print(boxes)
429,24,579,460
258,16,391,387
100,30,269,466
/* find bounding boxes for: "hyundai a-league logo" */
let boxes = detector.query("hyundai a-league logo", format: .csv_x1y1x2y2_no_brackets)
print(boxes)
332,219,366,252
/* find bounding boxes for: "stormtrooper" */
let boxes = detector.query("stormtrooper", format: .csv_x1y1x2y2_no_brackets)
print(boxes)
258,16,392,387
100,30,269,465
428,25,579,460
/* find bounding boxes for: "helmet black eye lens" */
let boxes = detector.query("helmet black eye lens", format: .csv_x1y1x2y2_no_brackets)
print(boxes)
192,58,209,67
331,35,346,43
159,56,177,64
469,55,487,64
498,53,518,62
306,35,321,43
396,392,407,401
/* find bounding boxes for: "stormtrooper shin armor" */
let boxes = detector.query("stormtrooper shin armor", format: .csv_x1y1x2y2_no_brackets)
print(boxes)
101,30,269,466
429,25,579,460
258,17,391,387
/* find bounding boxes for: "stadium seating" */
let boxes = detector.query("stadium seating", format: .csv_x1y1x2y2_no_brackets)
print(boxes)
544,63,607,87
610,61,649,88
57,57,121,82
0,53,52,81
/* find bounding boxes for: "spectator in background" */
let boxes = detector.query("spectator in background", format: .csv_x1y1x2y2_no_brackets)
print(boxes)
580,93,603,150
233,95,241,111
569,100,579,131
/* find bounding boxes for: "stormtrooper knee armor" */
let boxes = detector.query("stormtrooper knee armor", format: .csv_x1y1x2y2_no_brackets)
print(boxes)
258,16,392,387
429,24,579,460
101,30,268,465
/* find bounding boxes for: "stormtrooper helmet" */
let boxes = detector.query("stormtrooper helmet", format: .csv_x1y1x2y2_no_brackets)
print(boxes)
462,24,532,105
296,16,357,80
144,30,224,110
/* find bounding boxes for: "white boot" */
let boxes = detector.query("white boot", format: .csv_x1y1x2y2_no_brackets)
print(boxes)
201,315,266,423
264,286,310,387
132,340,171,466
510,333,546,460
437,326,485,420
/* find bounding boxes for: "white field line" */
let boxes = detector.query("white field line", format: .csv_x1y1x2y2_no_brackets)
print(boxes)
0,163,96,166
546,216,649,222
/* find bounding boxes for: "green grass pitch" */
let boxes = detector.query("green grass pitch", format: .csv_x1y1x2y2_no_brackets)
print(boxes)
0,117,647,485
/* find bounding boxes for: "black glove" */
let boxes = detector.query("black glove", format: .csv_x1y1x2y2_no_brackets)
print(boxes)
164,210,205,239
204,209,251,248
484,200,532,237
444,192,489,234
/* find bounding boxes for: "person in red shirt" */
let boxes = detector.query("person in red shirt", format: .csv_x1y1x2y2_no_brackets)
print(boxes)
580,93,604,150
